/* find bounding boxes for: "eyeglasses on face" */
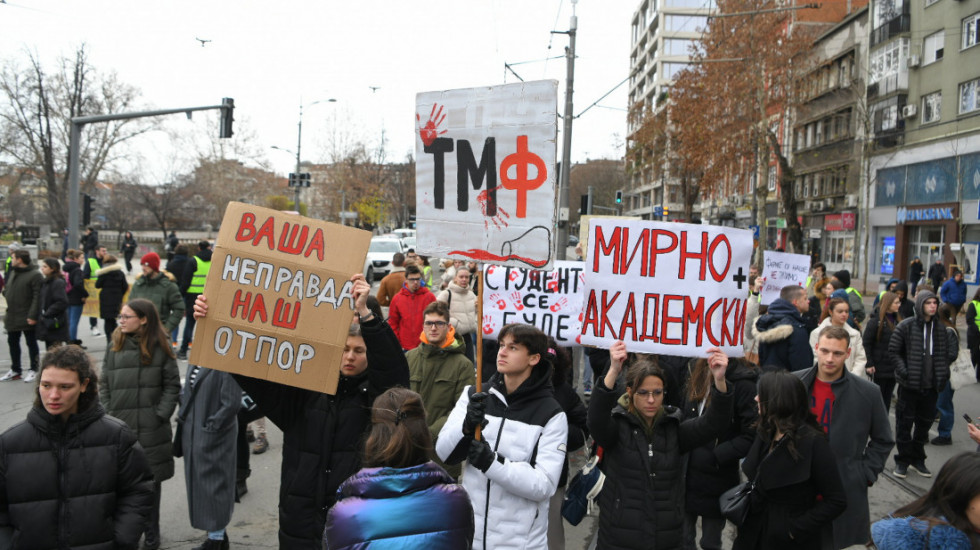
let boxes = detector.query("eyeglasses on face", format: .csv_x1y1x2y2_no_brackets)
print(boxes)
634,389,664,399
406,277,422,283
423,321,448,328
116,314,137,321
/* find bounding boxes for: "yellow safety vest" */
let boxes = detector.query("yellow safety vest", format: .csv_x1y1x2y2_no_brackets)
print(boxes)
187,258,211,294
973,300,980,332
846,287,863,299
87,257,100,280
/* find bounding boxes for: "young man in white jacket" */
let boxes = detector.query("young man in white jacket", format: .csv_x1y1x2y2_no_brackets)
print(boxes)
438,323,568,550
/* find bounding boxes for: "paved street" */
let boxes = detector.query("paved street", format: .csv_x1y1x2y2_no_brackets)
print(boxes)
0,285,976,548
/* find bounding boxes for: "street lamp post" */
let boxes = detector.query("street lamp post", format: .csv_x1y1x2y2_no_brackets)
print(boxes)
274,98,335,214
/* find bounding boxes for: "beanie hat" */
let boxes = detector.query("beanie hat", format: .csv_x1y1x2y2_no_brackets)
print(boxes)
141,252,161,272
833,269,851,288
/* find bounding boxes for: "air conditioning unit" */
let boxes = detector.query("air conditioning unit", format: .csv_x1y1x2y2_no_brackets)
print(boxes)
808,200,823,211
845,194,858,208
907,55,920,68
902,104,918,119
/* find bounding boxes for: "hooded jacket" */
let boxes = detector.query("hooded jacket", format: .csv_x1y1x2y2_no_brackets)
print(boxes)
37,273,69,343
940,276,967,307
437,367,568,550
437,282,478,335
388,285,436,350
63,259,88,306
888,290,955,391
129,271,184,332
323,462,475,549
407,330,475,479
809,318,868,377
0,402,155,549
753,298,813,372
863,312,901,379
894,280,915,319
834,269,866,323
95,263,129,321
795,366,895,548
587,375,735,550
2,262,43,332
232,316,409,549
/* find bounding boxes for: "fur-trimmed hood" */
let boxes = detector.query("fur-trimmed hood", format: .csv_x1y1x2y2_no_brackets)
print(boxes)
752,298,804,344
95,262,125,277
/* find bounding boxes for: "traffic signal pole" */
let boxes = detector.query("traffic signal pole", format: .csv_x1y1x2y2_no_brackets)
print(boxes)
67,99,234,250
553,11,576,261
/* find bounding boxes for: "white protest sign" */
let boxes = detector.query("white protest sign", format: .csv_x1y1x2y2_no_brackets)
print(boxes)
760,251,811,306
415,80,558,270
480,261,586,345
578,219,753,357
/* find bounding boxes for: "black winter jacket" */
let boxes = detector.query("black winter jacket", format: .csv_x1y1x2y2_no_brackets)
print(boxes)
888,291,955,391
232,316,409,549
753,298,813,372
95,263,129,321
863,314,900,379
553,377,588,487
36,275,69,343
587,377,734,550
63,260,88,306
0,403,155,549
165,253,190,293
681,362,759,517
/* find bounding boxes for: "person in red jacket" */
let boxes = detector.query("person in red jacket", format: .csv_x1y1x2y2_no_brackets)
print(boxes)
388,264,435,350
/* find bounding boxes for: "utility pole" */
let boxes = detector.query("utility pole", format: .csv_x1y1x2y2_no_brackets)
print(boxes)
294,104,304,213
553,3,577,261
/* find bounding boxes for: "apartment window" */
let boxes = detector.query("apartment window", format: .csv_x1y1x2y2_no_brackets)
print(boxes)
666,0,707,8
767,168,776,192
882,104,899,130
964,13,979,50
925,0,939,6
838,57,852,88
663,62,689,80
923,30,944,64
869,38,909,84
922,91,941,123
665,15,707,32
664,38,692,56
961,78,980,114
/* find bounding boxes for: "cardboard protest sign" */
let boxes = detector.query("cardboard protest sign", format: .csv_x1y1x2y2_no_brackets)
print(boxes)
82,279,100,318
578,215,640,260
188,202,372,395
760,251,811,306
415,80,558,270
578,219,753,357
480,261,585,345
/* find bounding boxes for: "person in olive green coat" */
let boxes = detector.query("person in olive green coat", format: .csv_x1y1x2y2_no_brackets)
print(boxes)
406,301,474,479
129,252,185,334
100,298,181,550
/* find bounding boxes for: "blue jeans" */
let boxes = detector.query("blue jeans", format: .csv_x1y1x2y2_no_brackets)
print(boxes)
936,384,955,438
68,305,84,341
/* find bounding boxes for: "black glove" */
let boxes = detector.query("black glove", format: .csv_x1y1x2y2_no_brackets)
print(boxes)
462,392,489,436
468,438,500,473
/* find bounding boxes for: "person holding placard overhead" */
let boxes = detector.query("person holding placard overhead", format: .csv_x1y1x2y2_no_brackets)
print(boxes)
193,274,410,549
587,340,734,550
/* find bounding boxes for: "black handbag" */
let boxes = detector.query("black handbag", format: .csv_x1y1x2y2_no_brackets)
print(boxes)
719,438,782,526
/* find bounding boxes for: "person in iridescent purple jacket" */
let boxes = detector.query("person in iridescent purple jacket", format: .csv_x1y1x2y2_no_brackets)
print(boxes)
323,387,474,549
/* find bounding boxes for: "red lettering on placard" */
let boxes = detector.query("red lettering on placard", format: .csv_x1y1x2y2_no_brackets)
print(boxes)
236,213,257,242
682,296,705,346
272,298,301,330
304,229,325,261
254,217,276,250
278,223,309,255
619,292,638,341
230,290,268,324
660,294,683,345
499,135,547,218
648,230,679,278
707,234,732,283
679,232,709,282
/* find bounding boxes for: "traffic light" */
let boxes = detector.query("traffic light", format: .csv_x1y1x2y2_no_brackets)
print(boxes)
219,97,235,139
82,193,95,226
615,190,623,204
580,194,589,215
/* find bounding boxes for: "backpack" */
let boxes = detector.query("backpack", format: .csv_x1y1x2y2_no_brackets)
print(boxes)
62,271,73,293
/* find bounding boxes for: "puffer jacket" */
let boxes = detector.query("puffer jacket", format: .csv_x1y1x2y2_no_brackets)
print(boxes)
388,286,436,350
100,335,181,482
809,318,868,377
232,316,409,549
63,260,88,306
407,330,474,479
36,274,69,343
0,402,155,549
437,282,478,335
437,367,568,550
2,262,43,332
888,290,955,391
681,361,759,517
872,517,974,550
753,298,813,372
323,462,475,549
587,376,734,550
940,277,967,307
129,271,184,332
863,313,900,379
96,263,129,321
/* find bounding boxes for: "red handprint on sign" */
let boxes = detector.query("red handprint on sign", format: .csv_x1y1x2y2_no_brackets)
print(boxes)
478,186,510,231
488,293,506,310
483,314,495,335
546,277,559,292
487,266,496,276
417,104,447,147
550,297,568,312
509,270,520,282
510,291,524,311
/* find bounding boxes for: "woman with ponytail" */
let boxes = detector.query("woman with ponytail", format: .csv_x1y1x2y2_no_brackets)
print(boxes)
323,387,474,549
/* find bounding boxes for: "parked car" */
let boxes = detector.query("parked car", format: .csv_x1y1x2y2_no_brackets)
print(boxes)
365,237,405,281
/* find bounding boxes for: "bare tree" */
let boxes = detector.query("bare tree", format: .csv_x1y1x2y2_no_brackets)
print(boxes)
0,45,152,228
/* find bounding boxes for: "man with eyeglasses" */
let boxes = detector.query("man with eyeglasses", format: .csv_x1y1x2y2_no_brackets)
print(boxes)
406,301,474,479
388,264,435,351
795,325,894,549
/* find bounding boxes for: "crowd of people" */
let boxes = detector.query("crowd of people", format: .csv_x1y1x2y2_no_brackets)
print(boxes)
1,240,979,549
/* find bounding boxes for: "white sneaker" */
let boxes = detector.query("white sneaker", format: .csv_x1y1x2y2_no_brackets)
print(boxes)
91,327,102,336
0,370,22,382
23,370,36,383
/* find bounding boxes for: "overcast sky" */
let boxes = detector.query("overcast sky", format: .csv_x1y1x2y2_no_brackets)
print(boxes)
0,0,633,179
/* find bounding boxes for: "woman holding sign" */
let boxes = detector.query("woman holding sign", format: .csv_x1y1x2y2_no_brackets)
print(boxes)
193,274,410,549
587,341,734,550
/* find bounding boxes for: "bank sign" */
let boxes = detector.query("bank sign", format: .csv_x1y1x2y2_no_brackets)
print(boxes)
896,206,955,224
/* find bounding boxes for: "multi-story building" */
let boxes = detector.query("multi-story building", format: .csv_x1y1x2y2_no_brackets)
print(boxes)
864,0,980,290
625,0,716,221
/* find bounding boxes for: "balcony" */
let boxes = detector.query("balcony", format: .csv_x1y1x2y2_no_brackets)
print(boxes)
871,14,910,47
